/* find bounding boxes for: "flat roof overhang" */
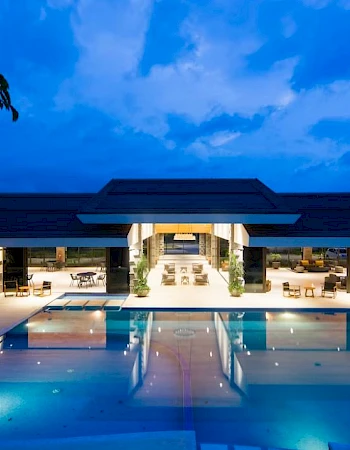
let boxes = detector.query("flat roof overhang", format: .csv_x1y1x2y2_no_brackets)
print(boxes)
77,213,301,225
250,236,350,247
0,237,129,248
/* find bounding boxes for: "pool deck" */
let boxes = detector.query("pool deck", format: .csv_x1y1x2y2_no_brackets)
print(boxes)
1,263,349,337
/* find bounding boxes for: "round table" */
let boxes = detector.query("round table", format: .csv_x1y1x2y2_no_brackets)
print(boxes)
77,272,96,286
304,285,315,297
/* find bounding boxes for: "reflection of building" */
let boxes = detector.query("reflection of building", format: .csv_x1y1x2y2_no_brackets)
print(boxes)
1,178,350,295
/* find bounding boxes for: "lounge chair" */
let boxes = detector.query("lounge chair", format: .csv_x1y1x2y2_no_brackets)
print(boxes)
194,273,209,285
192,263,203,274
161,272,176,285
4,280,18,297
33,281,52,296
164,263,175,274
321,282,337,298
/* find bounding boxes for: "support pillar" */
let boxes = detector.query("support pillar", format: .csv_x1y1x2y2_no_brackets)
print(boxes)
243,247,266,293
229,224,235,255
150,231,157,268
3,248,28,287
206,234,211,262
158,233,165,256
106,247,130,294
303,247,313,261
56,247,66,263
211,230,219,269
199,234,206,256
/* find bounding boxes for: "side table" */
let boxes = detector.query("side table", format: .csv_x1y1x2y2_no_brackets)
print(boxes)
17,286,30,297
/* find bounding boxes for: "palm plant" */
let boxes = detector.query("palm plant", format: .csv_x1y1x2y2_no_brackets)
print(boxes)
0,75,18,121
134,254,150,296
228,252,245,296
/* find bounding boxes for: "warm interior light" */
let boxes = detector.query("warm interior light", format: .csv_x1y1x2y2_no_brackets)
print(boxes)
174,233,196,241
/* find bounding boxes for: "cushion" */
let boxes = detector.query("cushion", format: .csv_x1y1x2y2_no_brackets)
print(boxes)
300,260,309,266
315,260,324,266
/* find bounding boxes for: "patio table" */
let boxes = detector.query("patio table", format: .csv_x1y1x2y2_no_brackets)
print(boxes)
77,272,96,286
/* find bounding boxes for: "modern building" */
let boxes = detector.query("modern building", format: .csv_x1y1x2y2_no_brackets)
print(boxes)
1,178,350,294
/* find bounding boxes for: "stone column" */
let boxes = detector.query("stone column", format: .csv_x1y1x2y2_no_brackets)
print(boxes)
199,233,206,256
229,224,235,255
159,233,165,256
138,224,143,255
106,247,130,294
150,226,157,268
56,247,66,262
211,230,219,269
302,247,313,261
243,247,266,293
206,234,211,261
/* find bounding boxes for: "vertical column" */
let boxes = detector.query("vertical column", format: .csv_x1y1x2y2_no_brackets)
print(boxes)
302,247,313,261
229,224,235,255
211,230,219,269
106,247,130,294
138,224,143,255
158,233,165,256
206,234,211,262
199,234,206,256
56,247,66,262
243,247,266,293
3,248,28,287
150,229,157,268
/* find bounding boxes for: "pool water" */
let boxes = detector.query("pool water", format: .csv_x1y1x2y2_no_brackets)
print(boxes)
1,309,350,449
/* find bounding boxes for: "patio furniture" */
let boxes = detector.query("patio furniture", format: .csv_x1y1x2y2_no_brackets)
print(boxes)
321,282,337,298
180,266,187,273
282,282,301,297
192,263,203,274
335,266,344,273
27,274,34,286
78,276,90,288
77,272,96,286
164,263,175,274
33,281,52,296
295,265,305,273
304,284,315,297
161,272,176,285
266,279,271,292
96,273,106,286
17,286,30,297
339,276,347,290
194,273,209,285
181,275,190,285
70,273,79,286
4,280,18,297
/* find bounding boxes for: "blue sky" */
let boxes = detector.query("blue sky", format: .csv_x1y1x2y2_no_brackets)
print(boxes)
2,0,350,192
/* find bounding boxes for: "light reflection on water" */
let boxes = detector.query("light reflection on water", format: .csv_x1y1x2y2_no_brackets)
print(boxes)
1,309,350,450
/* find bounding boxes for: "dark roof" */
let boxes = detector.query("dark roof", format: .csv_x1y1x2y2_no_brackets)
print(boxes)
245,193,350,237
78,178,294,215
0,194,130,238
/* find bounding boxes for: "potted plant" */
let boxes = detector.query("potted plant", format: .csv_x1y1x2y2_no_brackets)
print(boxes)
228,252,245,297
134,254,150,297
270,253,282,269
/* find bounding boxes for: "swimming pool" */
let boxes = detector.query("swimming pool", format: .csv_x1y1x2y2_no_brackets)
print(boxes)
1,309,350,449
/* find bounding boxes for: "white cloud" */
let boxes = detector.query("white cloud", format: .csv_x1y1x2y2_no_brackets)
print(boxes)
56,0,296,140
39,7,47,21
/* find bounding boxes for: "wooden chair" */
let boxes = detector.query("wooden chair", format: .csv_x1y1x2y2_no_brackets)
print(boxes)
33,281,52,296
4,280,18,297
194,273,209,285
321,282,337,298
282,282,301,297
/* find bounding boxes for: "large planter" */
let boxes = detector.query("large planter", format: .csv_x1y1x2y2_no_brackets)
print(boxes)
272,261,281,269
229,289,242,297
135,288,150,297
